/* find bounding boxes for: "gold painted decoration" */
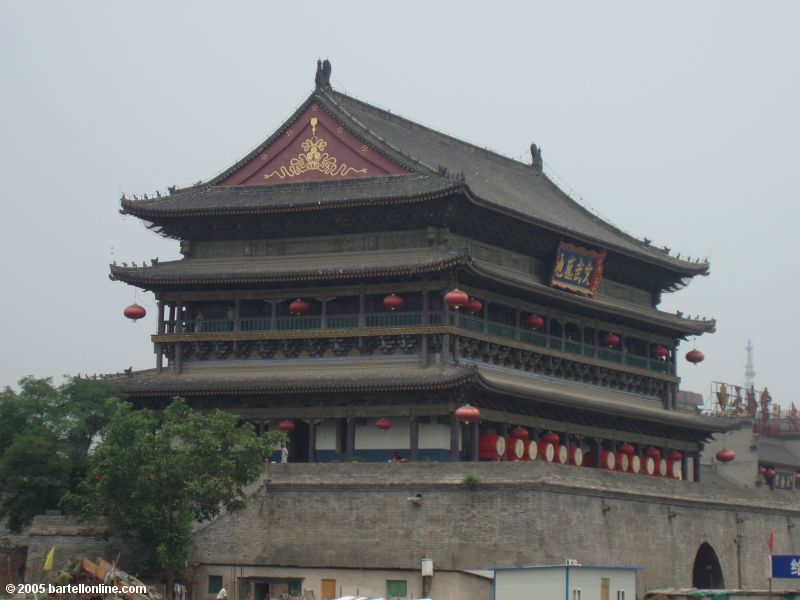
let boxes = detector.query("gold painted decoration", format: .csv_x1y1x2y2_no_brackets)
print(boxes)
550,240,607,297
264,117,368,181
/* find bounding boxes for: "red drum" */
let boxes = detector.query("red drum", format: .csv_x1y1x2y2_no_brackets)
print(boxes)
506,437,525,461
585,450,616,470
643,456,656,475
629,454,641,474
657,458,668,477
668,459,682,480
569,446,583,466
524,439,538,461
538,441,555,463
478,434,506,460
615,452,630,473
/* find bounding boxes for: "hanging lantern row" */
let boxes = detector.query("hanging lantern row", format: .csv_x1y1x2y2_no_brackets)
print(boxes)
602,333,620,349
289,298,309,316
375,417,393,431
444,288,469,309
686,349,705,365
455,404,481,424
651,345,669,360
124,303,147,321
383,294,404,311
716,449,735,463
526,315,544,330
463,298,483,314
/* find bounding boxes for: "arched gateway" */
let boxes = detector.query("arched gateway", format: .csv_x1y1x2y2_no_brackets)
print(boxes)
692,542,725,589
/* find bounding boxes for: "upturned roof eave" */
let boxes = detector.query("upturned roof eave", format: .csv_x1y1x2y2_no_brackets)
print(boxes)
459,185,709,279
108,250,710,336
466,259,714,337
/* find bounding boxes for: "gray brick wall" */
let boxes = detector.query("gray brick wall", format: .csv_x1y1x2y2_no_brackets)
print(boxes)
192,462,800,597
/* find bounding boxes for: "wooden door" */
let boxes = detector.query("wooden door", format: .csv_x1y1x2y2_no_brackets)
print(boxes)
600,577,610,600
321,580,336,600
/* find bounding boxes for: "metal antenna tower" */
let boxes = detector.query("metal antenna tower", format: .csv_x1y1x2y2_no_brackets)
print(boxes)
744,339,756,388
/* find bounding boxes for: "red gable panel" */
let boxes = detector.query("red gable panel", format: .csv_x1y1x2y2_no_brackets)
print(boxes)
219,103,408,186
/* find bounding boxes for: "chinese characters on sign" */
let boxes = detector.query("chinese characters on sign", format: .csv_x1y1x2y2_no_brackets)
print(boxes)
550,241,607,298
771,555,800,578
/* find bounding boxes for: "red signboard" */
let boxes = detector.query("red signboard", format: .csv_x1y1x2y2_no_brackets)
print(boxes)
550,241,606,298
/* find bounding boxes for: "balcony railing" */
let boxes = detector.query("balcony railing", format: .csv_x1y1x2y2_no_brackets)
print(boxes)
163,311,674,375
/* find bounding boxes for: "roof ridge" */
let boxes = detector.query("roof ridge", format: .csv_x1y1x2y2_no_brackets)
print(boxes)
329,89,537,171
329,89,708,273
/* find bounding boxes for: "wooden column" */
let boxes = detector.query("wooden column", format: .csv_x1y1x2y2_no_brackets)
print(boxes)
233,298,241,331
499,422,509,438
593,439,602,468
441,298,450,365
346,418,355,459
693,450,702,482
176,298,183,332
157,301,166,334
470,421,479,462
270,300,277,331
450,414,460,461
174,342,182,374
321,298,327,329
358,293,366,328
307,420,317,463
681,452,689,482
409,417,419,462
514,308,521,341
421,290,429,367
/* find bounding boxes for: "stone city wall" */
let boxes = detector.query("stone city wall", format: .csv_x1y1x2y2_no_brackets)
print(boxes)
192,462,800,597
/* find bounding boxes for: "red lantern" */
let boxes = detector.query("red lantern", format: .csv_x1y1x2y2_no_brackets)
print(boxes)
95,471,105,481
289,299,309,316
376,418,392,431
686,349,705,365
645,447,661,459
618,442,635,455
668,450,683,461
602,333,620,348
715,449,735,463
795,473,800,483
525,315,545,330
651,345,669,360
383,294,404,311
463,298,483,314
766,469,777,478
278,420,295,432
124,303,146,321
455,404,480,424
509,426,529,440
542,432,560,445
758,466,767,475
444,289,469,309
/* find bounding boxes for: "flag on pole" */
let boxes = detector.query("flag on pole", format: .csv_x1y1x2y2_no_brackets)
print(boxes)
770,529,775,556
43,546,55,571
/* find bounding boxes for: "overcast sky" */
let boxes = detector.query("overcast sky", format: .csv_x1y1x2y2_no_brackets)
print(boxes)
1,2,797,409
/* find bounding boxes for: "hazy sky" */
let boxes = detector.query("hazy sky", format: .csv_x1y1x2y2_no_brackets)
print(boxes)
1,2,797,408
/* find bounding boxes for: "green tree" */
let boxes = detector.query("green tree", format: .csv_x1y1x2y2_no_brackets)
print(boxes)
63,397,282,575
0,376,120,531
